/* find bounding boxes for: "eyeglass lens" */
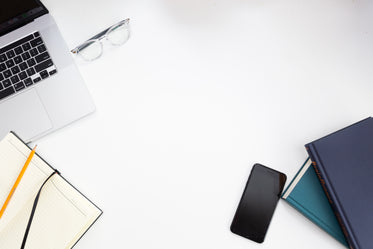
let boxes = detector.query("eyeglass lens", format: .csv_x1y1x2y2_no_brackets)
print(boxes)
79,40,103,61
107,22,130,46
78,20,130,61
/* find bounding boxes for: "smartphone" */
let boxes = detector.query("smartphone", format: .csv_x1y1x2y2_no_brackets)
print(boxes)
230,164,286,243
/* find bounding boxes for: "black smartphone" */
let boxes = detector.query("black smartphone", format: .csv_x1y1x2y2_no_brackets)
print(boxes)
230,164,286,243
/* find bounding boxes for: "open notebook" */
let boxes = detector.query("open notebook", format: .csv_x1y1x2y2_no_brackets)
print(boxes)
0,132,102,249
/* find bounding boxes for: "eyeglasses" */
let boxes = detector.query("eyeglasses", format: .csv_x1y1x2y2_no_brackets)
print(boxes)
71,18,130,61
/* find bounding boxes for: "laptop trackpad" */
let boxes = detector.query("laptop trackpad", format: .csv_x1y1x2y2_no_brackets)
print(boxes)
0,89,52,141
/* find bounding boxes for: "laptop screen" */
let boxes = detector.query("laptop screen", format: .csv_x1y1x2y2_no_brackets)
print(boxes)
0,0,48,36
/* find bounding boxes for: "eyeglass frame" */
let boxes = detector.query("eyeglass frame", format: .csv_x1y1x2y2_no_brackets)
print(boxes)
71,18,130,58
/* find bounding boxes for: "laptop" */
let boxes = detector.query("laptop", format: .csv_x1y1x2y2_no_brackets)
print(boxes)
0,0,95,142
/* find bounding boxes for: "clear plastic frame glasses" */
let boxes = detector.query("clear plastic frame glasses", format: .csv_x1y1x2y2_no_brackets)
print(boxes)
71,18,130,61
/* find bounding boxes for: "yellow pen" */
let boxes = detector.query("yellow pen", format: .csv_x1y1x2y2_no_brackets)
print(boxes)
0,145,37,219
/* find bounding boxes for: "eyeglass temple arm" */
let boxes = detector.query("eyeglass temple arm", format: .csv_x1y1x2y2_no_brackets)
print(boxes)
71,27,111,54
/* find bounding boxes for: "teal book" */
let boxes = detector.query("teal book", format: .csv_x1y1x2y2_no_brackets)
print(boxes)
281,158,348,247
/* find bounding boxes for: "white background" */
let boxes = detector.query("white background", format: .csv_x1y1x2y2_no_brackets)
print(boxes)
37,0,372,248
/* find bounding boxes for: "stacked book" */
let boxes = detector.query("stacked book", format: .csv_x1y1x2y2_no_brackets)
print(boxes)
282,117,373,249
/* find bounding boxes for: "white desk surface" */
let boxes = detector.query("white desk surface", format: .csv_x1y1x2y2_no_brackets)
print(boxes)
38,0,372,248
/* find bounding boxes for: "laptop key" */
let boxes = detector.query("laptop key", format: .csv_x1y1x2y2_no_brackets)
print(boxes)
37,44,46,53
22,42,31,51
0,73,3,81
21,52,30,60
35,59,53,72
40,70,49,79
0,63,5,72
33,77,41,83
24,78,33,86
6,50,15,59
29,48,38,57
19,71,27,80
0,82,3,90
14,46,23,55
0,86,15,100
2,79,11,88
10,75,19,84
30,37,43,47
49,69,57,75
34,32,40,37
19,62,28,71
6,59,14,68
11,66,20,75
27,58,36,67
26,68,36,76
35,52,50,63
14,56,22,64
3,70,11,78
0,54,6,62
14,82,25,91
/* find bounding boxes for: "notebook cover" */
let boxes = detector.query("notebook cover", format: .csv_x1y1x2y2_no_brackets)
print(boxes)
282,158,348,247
305,117,373,249
10,131,103,249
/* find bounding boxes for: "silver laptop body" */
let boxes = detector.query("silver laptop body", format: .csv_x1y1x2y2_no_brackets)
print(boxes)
0,1,95,143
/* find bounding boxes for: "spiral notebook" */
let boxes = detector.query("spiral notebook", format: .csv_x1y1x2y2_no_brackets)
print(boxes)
0,132,102,249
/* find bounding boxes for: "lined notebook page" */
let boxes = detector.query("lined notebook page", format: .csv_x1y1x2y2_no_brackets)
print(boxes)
0,133,102,249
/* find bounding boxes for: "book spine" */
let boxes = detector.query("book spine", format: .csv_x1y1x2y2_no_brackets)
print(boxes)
305,144,357,249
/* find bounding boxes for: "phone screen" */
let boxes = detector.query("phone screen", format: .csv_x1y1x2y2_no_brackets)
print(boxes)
230,164,286,243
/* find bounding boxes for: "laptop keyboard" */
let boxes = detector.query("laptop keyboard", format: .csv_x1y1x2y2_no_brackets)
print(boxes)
0,32,57,101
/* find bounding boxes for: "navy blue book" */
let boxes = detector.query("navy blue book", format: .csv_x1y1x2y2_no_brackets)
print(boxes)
305,117,373,249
